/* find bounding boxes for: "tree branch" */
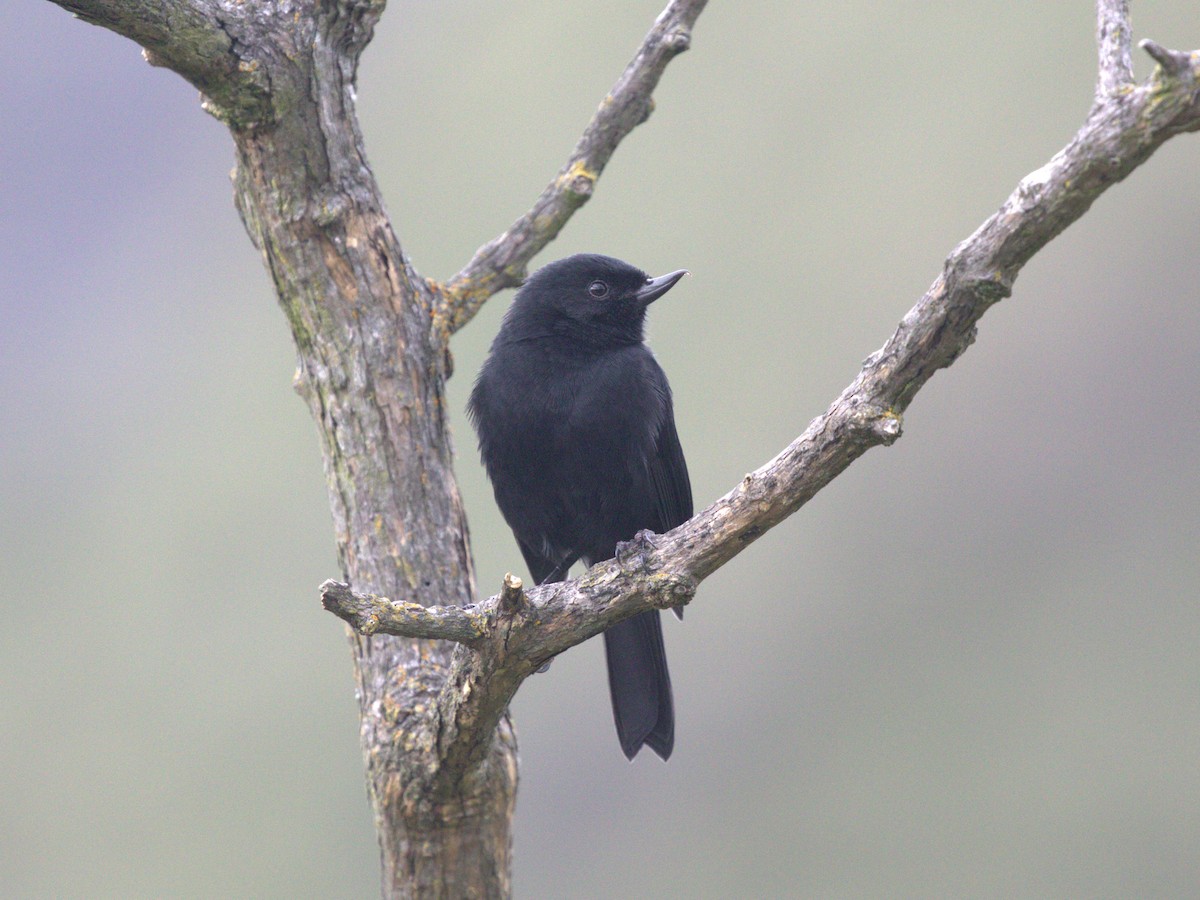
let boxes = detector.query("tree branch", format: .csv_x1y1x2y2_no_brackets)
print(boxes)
429,0,709,337
327,33,1200,787
321,580,488,644
1095,0,1134,100
323,556,695,654
49,0,274,126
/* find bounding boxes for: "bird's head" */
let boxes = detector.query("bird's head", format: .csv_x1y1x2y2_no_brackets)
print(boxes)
503,254,688,348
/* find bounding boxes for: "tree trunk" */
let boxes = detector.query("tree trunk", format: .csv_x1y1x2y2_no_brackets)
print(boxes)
227,27,517,899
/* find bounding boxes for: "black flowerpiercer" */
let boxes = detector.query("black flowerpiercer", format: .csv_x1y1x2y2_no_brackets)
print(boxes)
467,253,692,760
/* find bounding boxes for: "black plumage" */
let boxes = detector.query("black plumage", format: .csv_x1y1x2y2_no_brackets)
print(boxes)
467,253,692,760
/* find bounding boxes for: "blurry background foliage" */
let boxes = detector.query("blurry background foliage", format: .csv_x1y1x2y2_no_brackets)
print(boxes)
3,1,1198,897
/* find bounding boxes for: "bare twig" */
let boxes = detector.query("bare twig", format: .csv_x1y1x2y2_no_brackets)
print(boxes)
50,0,274,126
328,31,1200,788
498,573,527,614
320,580,487,644
430,0,709,337
1140,39,1196,79
1096,0,1134,100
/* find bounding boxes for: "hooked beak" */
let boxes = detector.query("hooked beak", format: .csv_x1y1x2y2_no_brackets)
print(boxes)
634,269,688,305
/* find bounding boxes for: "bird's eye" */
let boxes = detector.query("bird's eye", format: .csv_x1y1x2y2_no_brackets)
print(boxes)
587,280,609,299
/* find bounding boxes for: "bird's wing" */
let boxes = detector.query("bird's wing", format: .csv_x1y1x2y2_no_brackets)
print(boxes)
648,397,692,624
648,395,693,534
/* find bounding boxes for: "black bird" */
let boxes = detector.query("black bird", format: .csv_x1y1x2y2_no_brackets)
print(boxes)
467,253,692,760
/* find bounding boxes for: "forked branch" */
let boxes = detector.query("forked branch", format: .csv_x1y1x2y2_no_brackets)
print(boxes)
327,26,1200,787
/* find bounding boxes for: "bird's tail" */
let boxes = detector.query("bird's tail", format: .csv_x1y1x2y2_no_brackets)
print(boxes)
604,610,674,760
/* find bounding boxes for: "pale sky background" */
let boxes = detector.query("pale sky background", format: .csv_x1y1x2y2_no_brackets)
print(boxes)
3,1,1199,897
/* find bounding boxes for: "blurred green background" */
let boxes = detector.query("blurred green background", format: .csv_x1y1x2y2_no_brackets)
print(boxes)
4,1,1199,897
